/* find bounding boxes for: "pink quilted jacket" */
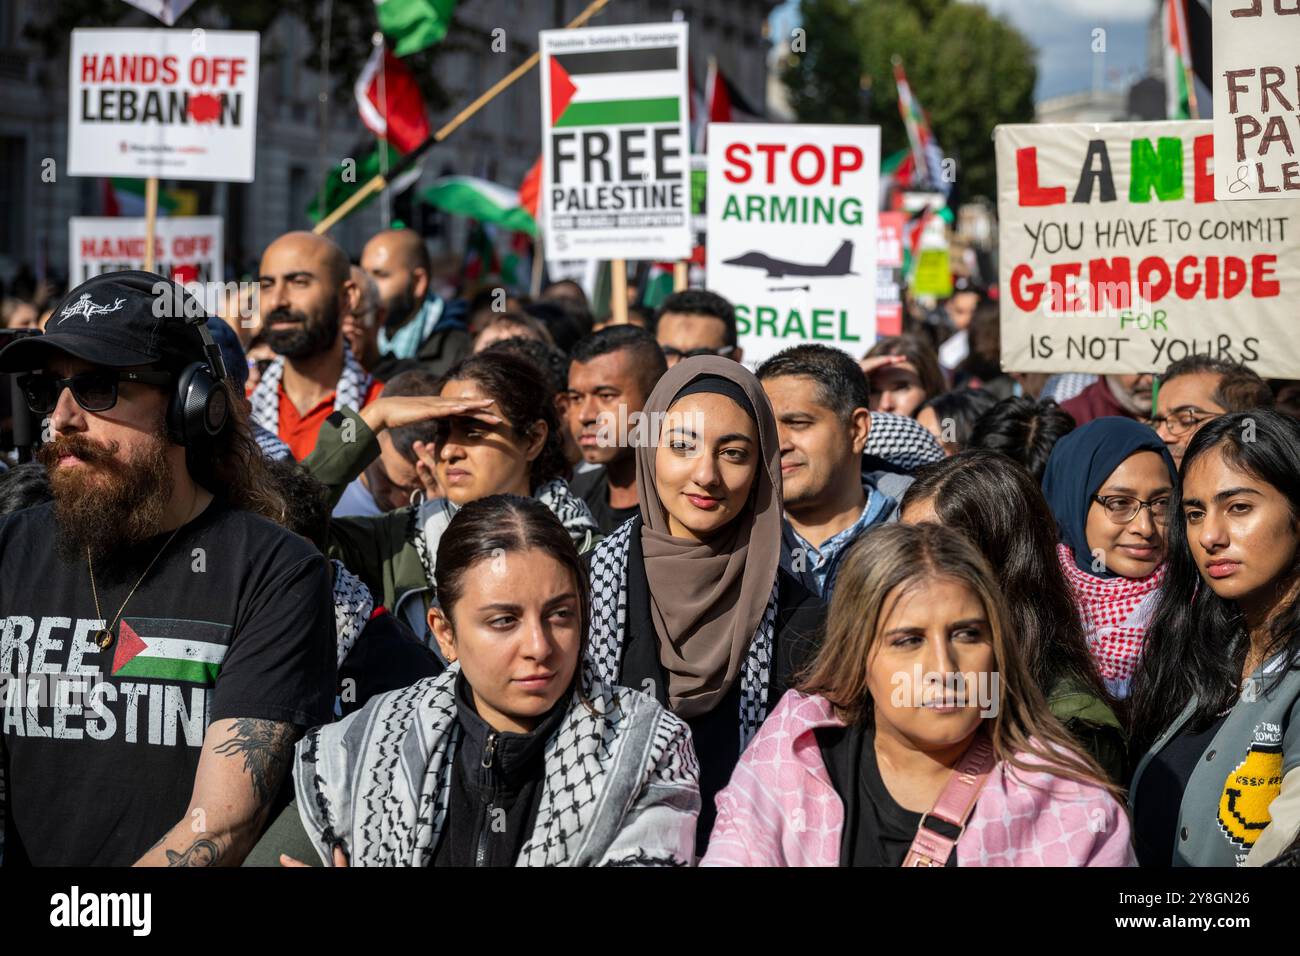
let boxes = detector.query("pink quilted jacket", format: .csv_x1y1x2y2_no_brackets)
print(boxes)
702,690,1136,867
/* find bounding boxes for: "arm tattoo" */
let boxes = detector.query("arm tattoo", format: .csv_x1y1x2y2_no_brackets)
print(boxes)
166,838,221,867
212,718,299,804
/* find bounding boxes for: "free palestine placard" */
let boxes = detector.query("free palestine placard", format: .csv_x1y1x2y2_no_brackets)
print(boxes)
540,24,691,261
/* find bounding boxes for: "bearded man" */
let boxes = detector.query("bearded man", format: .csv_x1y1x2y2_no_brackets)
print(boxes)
250,232,385,460
0,272,336,866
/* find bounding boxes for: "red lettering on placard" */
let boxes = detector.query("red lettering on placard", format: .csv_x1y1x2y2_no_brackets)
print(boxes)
723,143,752,184
1194,134,1215,204
1016,147,1066,206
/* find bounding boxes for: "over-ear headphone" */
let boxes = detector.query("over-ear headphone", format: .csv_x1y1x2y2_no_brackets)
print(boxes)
166,313,231,447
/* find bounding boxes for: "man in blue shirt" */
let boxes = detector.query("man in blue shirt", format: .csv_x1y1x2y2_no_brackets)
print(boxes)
758,345,912,600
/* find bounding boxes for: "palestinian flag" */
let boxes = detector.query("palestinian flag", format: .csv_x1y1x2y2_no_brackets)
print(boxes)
893,59,949,198
355,44,431,153
307,140,421,225
102,178,179,217
111,617,231,684
421,175,538,236
699,58,766,150
519,156,542,221
1163,0,1198,120
375,0,457,58
640,262,674,310
548,46,683,128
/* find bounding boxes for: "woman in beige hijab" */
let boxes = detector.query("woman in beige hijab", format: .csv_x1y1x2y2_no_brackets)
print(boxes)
584,356,825,853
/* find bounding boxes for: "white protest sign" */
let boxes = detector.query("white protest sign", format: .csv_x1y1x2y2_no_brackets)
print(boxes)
1213,1,1300,201
995,121,1300,376
540,23,691,261
705,123,879,366
68,29,259,182
69,216,224,285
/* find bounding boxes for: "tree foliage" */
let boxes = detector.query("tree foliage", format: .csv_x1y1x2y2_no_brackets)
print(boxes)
781,0,1037,200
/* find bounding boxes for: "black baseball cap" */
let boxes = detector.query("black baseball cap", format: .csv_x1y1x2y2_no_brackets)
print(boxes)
0,271,215,375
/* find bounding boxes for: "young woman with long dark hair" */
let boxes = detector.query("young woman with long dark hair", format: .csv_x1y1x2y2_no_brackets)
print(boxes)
1130,410,1300,867
702,523,1132,867
900,451,1125,781
247,495,699,867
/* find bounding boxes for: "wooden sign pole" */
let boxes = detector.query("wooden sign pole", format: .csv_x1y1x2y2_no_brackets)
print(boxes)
143,177,159,273
673,260,688,291
610,258,628,325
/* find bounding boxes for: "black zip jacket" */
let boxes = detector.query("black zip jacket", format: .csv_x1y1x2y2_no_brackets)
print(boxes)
431,673,569,867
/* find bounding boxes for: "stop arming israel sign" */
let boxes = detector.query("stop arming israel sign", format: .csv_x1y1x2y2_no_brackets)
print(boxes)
706,123,880,366
68,29,259,182
540,23,691,261
995,121,1300,377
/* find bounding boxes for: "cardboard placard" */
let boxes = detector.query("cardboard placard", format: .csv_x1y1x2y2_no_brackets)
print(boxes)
68,29,259,182
70,216,224,285
540,23,691,261
1212,1,1300,201
995,121,1300,376
705,122,880,366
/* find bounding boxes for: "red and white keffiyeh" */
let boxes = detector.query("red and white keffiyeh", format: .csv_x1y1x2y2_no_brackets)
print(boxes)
1057,543,1167,685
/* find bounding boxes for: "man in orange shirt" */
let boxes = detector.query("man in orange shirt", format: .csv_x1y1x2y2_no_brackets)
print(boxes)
249,232,385,459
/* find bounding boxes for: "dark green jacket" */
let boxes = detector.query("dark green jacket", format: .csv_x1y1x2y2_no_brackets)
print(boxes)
303,408,435,629
1048,675,1127,785
303,408,601,639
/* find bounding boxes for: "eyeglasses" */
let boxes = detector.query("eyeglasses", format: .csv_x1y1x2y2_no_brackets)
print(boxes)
18,369,173,415
662,345,736,362
1147,407,1220,438
1091,493,1170,525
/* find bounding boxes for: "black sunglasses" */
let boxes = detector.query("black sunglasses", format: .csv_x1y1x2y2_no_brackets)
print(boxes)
18,369,174,415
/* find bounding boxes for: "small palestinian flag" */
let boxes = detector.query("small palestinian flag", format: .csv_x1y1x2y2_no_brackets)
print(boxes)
111,617,231,684
548,46,682,129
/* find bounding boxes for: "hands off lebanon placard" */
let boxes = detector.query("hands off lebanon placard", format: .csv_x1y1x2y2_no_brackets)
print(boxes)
995,121,1300,377
706,123,880,367
69,217,223,285
540,23,691,261
1212,1,1300,201
69,29,259,182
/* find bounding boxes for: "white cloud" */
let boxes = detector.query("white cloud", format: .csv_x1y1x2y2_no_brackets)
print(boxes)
978,0,1155,22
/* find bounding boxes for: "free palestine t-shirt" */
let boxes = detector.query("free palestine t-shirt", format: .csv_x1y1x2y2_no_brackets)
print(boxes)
0,499,336,866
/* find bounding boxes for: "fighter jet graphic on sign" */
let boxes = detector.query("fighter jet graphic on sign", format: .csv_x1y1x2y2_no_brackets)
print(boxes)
723,240,856,279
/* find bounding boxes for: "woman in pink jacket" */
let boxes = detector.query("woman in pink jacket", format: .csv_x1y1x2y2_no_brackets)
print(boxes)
703,523,1135,867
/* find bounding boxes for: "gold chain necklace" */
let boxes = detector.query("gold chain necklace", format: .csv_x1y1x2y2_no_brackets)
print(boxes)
88,492,198,650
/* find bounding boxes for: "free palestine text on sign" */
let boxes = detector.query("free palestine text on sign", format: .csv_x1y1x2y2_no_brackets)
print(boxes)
540,24,692,262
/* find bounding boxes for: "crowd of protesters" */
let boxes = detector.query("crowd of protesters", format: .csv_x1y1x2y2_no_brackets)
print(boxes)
0,228,1297,868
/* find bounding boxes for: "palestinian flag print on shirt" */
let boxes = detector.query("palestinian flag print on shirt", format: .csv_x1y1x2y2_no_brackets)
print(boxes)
548,47,682,129
111,617,232,684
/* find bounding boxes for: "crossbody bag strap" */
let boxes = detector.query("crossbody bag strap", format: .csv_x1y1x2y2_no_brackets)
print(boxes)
901,728,997,868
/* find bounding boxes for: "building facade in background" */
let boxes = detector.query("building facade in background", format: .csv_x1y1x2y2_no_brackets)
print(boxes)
0,0,776,288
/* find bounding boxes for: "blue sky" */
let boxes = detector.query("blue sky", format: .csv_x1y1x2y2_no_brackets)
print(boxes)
770,0,1158,102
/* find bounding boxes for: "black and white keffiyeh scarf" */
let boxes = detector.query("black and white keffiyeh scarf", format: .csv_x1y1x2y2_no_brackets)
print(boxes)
585,518,779,751
865,411,945,473
332,559,374,668
248,341,373,438
293,665,699,867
